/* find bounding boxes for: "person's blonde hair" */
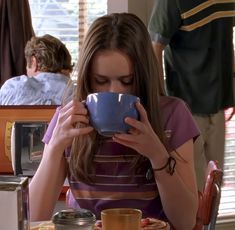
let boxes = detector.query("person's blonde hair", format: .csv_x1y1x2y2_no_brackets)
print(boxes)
69,13,166,182
24,34,73,73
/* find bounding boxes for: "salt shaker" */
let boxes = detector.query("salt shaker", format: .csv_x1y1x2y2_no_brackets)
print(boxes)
52,208,96,230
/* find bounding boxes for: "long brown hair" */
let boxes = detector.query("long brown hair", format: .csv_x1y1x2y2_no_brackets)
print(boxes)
69,13,165,182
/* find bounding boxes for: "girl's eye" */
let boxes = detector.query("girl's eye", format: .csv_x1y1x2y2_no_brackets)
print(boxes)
120,77,134,85
94,77,108,84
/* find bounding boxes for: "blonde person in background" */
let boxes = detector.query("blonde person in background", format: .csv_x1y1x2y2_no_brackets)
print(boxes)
0,34,73,105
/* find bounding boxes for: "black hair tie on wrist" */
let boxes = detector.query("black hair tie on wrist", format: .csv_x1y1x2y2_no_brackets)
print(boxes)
146,156,176,180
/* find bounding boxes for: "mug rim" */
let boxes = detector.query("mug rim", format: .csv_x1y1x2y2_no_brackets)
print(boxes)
87,92,139,99
101,208,142,216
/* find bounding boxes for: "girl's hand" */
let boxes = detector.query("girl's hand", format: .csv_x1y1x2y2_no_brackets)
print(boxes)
49,100,94,149
113,102,164,160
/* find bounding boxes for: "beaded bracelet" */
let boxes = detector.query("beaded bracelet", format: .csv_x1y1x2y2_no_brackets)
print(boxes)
146,156,176,180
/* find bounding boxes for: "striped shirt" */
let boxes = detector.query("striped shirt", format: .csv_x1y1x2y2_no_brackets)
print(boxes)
43,96,200,220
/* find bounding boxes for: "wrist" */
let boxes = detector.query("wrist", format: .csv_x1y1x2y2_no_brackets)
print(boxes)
148,142,169,167
146,156,176,180
152,156,176,175
46,140,66,158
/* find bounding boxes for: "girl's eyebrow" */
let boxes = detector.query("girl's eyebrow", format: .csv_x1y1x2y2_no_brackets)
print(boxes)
92,73,133,78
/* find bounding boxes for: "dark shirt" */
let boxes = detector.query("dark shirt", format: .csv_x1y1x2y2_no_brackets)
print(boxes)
148,0,235,114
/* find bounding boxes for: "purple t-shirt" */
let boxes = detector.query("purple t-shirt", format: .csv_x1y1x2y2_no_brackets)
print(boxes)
43,96,200,220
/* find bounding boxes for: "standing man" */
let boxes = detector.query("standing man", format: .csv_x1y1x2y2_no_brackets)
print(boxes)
148,0,235,190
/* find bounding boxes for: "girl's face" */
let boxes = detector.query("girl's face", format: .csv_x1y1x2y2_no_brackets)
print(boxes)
90,50,134,94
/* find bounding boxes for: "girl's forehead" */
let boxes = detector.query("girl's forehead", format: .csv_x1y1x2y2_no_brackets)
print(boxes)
92,49,130,61
91,50,133,75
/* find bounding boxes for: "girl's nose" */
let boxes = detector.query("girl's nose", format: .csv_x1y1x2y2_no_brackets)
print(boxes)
109,82,123,93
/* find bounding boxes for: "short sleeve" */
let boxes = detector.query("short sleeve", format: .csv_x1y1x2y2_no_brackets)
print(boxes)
161,97,200,151
148,0,181,45
42,107,60,144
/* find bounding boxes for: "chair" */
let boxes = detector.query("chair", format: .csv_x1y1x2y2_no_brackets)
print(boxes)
193,160,223,230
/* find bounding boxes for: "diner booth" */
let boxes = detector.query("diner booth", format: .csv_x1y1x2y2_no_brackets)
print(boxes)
0,106,56,228
0,105,56,175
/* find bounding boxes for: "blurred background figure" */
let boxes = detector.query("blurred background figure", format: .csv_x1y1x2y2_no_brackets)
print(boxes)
148,0,235,191
0,0,35,86
0,34,73,105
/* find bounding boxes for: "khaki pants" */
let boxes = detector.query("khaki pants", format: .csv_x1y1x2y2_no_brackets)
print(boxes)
193,111,225,191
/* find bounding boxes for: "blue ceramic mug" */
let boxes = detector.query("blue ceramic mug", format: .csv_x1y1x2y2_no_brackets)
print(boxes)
86,92,140,136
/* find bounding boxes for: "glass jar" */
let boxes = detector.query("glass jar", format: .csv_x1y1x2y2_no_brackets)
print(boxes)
0,176,29,230
52,208,96,230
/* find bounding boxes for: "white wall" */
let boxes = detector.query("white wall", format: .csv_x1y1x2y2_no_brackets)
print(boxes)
107,0,128,13
108,0,155,26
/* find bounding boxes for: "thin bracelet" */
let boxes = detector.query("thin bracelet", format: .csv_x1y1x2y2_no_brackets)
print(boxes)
146,156,176,180
152,156,176,175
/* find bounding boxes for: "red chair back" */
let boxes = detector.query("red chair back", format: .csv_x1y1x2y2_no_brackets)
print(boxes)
193,160,223,230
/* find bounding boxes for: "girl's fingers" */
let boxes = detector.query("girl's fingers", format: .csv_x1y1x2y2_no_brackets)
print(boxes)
113,132,139,143
69,126,94,136
60,99,77,111
69,114,90,125
113,135,138,150
127,127,139,135
51,126,94,147
124,102,149,131
136,102,148,123
61,100,86,114
124,117,143,131
59,101,88,123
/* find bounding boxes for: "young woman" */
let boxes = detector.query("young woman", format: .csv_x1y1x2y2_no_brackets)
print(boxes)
29,13,199,230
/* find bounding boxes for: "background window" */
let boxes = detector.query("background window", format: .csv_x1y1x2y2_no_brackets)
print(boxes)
218,108,235,220
28,0,107,66
217,28,235,222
